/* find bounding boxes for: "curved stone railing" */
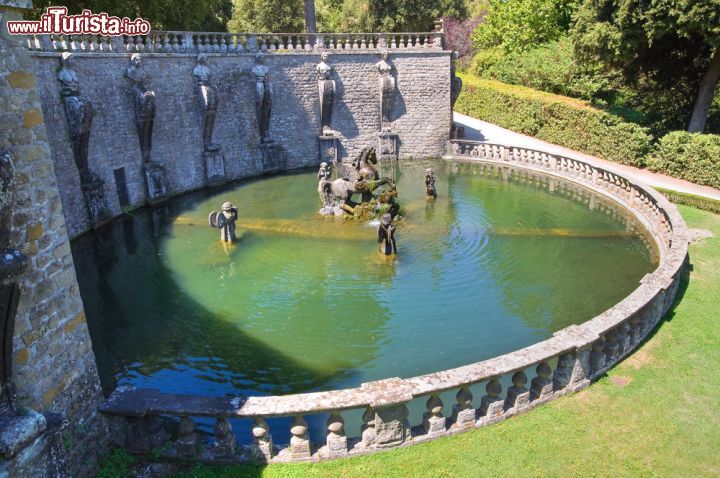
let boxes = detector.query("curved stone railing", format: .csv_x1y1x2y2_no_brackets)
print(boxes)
99,140,689,464
26,30,444,54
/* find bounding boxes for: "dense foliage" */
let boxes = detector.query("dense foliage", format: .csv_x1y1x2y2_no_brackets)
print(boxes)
649,132,720,189
443,16,482,66
572,0,720,132
227,0,304,32
455,73,653,166
471,0,576,52
29,0,232,31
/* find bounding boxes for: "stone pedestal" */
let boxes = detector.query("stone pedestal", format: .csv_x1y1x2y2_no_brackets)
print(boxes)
203,149,226,187
81,179,111,228
260,142,287,172
142,162,168,205
318,135,339,163
377,132,398,161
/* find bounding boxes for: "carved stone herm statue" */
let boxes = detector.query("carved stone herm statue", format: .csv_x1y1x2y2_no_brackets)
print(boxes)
377,213,397,255
57,52,94,184
209,202,238,243
317,52,336,136
0,151,28,415
376,51,396,132
193,54,220,152
252,52,272,143
58,52,111,226
425,168,437,198
125,53,156,163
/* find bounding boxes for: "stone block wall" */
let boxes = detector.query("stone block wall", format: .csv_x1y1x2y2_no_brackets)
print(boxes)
30,50,452,238
0,3,108,476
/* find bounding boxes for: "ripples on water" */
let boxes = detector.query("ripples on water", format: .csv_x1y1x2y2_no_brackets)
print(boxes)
73,160,656,426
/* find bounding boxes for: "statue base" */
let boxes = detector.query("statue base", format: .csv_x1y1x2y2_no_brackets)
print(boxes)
81,179,111,228
143,162,168,205
203,149,227,188
318,135,339,163
260,141,287,172
377,132,399,161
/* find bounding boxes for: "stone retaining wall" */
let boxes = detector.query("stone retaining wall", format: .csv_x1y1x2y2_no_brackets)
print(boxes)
99,140,689,464
29,34,452,238
0,2,108,476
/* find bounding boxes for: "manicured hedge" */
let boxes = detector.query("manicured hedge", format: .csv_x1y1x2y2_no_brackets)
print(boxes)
455,73,654,167
649,132,720,190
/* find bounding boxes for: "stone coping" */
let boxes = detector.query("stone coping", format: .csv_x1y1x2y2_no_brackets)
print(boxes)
99,140,689,463
26,30,445,54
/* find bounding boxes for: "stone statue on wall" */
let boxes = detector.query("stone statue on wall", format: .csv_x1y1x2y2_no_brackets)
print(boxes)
126,54,168,204
317,52,336,136
376,50,395,132
192,54,220,152
57,52,94,184
57,53,110,226
0,151,28,414
252,52,272,143
208,201,238,243
125,53,156,163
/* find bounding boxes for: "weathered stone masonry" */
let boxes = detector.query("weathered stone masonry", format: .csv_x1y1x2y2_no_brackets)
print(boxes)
29,48,452,238
0,2,108,476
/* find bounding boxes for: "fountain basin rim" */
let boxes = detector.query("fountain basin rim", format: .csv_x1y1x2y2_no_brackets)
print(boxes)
101,141,688,423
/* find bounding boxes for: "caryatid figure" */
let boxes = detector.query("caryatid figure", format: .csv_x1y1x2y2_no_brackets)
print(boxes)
317,52,335,135
376,50,395,132
192,54,220,152
252,52,272,143
57,52,95,184
125,53,156,163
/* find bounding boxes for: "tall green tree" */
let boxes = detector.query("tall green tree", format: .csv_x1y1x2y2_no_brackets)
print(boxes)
573,0,720,133
228,0,304,32
30,0,232,31
472,0,576,52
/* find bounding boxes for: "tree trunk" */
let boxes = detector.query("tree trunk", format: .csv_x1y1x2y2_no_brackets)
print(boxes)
304,0,316,33
688,48,720,133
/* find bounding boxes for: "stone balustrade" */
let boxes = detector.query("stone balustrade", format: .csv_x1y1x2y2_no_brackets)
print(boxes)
98,140,689,464
26,31,444,54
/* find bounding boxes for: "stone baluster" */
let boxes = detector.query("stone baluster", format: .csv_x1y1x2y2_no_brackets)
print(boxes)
505,371,530,413
603,328,621,364
390,35,397,49
617,321,633,356
479,378,504,420
246,34,257,51
553,345,592,393
530,362,553,402
360,406,376,447
213,416,235,459
176,416,197,458
125,416,151,454
181,32,193,52
589,337,607,376
326,412,347,458
422,394,445,435
89,35,99,51
251,417,273,460
168,34,177,52
290,415,311,458
360,37,367,49
450,386,475,427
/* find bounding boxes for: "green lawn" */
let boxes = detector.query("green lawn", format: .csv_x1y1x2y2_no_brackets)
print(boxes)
108,206,720,478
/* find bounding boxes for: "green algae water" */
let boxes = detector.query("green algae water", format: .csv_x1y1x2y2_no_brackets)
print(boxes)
72,160,656,439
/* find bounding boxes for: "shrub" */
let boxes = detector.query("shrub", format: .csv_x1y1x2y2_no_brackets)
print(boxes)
648,132,720,189
455,73,653,166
